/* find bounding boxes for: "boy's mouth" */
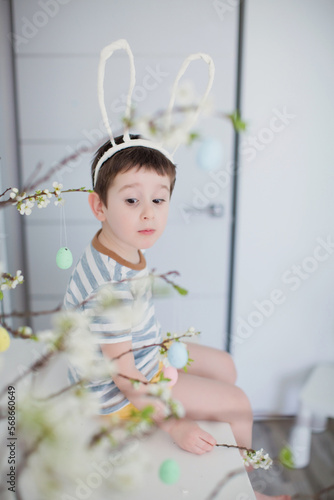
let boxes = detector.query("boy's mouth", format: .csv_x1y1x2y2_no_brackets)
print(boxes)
138,229,155,235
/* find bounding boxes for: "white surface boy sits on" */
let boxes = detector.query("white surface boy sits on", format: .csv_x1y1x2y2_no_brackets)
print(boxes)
64,133,289,500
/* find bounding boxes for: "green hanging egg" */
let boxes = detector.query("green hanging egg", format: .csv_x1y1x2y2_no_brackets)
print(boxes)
56,247,73,270
159,459,180,484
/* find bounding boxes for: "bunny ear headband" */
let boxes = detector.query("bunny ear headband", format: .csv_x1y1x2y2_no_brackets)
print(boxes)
93,39,215,187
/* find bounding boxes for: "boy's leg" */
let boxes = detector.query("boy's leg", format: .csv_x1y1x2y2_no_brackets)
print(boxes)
171,371,253,449
184,342,237,385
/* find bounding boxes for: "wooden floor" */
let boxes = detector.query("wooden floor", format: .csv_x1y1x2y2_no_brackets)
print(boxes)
249,418,334,499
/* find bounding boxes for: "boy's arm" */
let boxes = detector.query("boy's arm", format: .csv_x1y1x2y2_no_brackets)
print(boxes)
100,341,167,419
101,342,216,454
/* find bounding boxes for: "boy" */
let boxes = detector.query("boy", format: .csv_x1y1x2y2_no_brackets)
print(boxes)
64,134,289,499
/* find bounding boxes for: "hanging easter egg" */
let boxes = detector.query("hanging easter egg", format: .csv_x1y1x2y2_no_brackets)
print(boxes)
0,327,11,352
56,247,73,270
167,342,188,369
197,137,224,171
162,365,179,387
159,459,180,484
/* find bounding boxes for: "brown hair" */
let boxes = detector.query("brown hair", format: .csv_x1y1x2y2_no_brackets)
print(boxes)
91,134,176,206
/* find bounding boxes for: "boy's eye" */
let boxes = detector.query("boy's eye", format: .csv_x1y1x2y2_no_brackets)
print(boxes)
153,199,165,204
125,198,138,205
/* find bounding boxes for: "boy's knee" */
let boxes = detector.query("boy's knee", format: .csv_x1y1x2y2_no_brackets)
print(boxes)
228,353,238,384
222,351,237,385
237,387,253,422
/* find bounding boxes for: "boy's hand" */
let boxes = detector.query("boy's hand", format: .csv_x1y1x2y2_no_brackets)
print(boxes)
163,419,216,455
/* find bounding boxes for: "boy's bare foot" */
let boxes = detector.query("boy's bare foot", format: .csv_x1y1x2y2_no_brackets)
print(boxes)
255,493,291,500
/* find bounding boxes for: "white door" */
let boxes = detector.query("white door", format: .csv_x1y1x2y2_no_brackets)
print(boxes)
11,1,238,354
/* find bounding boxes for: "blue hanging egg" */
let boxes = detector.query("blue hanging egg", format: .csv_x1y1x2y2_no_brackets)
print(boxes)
167,342,188,369
56,247,73,270
197,137,224,171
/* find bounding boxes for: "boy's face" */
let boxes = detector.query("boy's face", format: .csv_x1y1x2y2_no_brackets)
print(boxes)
99,167,171,260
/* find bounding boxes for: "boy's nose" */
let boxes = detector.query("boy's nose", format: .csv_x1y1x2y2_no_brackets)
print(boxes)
141,202,154,220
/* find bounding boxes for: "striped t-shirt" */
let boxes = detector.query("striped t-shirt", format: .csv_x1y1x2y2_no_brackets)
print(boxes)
63,230,162,414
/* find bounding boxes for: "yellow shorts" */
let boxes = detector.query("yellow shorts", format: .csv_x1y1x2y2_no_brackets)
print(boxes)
104,362,164,420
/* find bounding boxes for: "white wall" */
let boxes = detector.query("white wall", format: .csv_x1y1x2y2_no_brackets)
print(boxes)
232,0,334,414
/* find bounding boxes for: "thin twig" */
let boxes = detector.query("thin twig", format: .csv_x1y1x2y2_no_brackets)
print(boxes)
0,320,35,340
216,442,256,454
24,143,98,193
1,304,62,320
23,161,44,192
1,270,181,324
110,333,195,361
0,187,12,198
205,468,245,500
0,350,54,400
15,436,44,500
35,380,83,401
0,187,92,208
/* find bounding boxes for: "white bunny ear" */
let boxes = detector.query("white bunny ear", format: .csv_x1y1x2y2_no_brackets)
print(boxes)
97,39,136,145
94,41,216,187
165,53,215,154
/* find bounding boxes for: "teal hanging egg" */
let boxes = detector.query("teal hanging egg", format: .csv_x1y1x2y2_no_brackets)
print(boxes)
197,137,224,171
167,342,188,369
56,247,73,270
159,459,180,484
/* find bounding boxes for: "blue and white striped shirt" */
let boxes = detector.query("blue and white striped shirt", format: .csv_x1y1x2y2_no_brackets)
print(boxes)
63,230,162,414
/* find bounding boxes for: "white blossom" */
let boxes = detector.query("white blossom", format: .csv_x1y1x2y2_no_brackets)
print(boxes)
95,284,119,311
169,398,185,418
0,269,24,291
135,117,156,141
175,80,198,107
17,390,105,499
163,126,190,150
37,329,60,349
132,380,142,391
54,197,65,206
52,181,63,196
37,193,51,208
9,187,19,199
19,203,32,215
131,419,153,435
16,270,24,282
147,381,171,403
44,189,52,198
243,448,273,470
52,310,118,381
18,326,33,336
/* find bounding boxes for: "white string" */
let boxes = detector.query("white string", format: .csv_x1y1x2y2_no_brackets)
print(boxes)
59,203,62,248
165,53,215,154
63,205,68,248
97,39,136,145
59,204,68,248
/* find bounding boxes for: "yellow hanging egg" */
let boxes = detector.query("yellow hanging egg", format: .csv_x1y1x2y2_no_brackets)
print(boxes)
0,327,11,352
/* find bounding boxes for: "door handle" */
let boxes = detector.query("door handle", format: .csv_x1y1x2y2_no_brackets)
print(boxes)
183,203,224,218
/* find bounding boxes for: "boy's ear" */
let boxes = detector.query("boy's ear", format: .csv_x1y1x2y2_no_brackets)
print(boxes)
88,192,106,221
